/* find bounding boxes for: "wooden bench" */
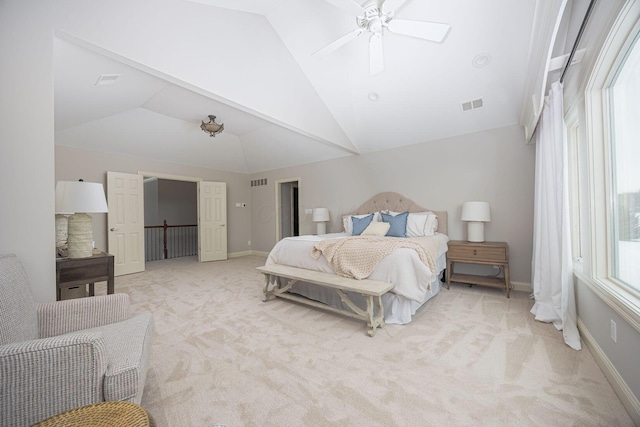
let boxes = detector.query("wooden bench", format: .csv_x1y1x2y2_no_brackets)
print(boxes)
256,264,393,337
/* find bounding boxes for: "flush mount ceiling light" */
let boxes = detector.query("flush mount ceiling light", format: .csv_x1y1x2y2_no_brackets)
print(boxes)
200,115,224,137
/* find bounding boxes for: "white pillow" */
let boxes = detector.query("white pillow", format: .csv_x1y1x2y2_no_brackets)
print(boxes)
361,221,390,236
385,211,439,237
427,214,439,234
342,212,381,235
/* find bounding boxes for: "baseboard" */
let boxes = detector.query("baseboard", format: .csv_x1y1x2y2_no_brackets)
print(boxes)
228,251,252,259
228,250,270,258
578,318,640,425
229,250,270,258
511,281,531,293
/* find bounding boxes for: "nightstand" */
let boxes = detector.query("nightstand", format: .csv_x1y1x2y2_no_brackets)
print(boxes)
56,251,115,301
446,241,511,297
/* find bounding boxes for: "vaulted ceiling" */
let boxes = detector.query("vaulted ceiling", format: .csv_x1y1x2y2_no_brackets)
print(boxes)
54,0,554,174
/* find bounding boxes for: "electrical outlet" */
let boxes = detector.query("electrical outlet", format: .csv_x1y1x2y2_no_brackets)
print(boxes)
248,240,251,246
610,319,617,343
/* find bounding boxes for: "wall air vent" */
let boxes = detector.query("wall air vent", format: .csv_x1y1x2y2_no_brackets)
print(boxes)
462,98,483,112
95,74,122,86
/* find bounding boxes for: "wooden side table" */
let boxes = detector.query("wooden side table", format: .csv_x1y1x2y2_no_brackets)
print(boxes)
56,251,115,301
446,241,511,297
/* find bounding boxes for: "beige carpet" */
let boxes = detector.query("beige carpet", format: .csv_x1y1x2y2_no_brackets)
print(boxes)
108,255,633,426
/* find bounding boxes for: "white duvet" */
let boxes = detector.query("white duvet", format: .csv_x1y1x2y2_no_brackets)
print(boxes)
265,232,449,303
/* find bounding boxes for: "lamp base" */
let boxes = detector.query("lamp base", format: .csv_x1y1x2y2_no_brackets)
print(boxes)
316,222,327,235
467,221,485,242
55,214,69,250
67,213,94,258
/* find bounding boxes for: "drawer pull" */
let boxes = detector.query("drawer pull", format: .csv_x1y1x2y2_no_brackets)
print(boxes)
473,249,477,256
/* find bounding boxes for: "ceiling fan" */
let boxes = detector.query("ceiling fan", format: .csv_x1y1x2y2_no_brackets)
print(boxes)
314,0,450,75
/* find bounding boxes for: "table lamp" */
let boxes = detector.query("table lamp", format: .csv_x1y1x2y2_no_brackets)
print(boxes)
312,208,330,235
55,180,109,258
461,201,491,242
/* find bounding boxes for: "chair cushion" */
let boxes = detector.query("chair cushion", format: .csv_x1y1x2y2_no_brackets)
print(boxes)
0,254,39,345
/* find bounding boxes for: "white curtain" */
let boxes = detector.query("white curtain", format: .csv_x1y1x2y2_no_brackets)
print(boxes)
531,80,581,350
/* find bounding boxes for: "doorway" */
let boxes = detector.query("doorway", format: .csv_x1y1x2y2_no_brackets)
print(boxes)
143,177,198,262
140,172,227,262
276,178,300,240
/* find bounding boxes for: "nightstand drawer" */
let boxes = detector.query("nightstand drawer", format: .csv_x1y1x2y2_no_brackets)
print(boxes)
447,243,508,263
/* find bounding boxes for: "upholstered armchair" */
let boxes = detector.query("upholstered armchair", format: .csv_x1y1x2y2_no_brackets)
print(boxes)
0,254,154,427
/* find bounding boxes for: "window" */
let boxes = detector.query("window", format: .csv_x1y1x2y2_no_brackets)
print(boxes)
582,0,640,321
607,34,640,291
608,32,640,293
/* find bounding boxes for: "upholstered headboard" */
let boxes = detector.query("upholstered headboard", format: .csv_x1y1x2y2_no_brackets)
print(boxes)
344,192,448,235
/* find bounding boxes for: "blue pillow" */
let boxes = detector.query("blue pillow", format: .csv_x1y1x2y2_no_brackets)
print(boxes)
381,211,409,237
351,214,374,235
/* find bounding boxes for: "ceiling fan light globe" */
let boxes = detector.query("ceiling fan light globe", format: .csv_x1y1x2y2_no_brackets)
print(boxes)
369,19,383,33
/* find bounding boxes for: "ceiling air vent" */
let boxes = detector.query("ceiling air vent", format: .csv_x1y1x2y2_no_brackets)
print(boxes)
95,74,121,86
462,98,483,112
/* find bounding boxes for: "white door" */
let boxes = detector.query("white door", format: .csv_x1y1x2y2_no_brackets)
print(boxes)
198,181,227,262
107,171,145,276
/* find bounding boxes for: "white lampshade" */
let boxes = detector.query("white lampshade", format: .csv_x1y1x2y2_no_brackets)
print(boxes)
55,181,108,258
312,208,330,222
56,181,109,213
461,201,491,242
461,201,491,222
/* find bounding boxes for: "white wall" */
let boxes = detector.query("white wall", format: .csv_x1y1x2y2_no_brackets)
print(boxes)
0,2,57,302
251,124,536,285
143,179,197,226
157,180,197,226
144,179,160,225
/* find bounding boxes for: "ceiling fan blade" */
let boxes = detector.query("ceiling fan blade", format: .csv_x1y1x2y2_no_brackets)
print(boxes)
369,33,384,75
387,19,450,42
321,0,365,16
313,28,364,56
382,0,409,15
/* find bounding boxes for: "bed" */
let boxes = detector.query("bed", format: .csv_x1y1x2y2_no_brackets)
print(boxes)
262,192,449,329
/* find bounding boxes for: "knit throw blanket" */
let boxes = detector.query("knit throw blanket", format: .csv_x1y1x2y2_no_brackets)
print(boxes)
311,236,438,281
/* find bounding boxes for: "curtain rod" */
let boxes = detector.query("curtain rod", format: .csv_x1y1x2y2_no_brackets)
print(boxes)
560,0,597,83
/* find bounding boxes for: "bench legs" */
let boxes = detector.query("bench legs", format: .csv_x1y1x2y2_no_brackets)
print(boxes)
263,273,297,302
261,274,386,337
335,290,385,336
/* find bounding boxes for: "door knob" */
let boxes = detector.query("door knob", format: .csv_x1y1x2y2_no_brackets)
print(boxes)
110,228,117,232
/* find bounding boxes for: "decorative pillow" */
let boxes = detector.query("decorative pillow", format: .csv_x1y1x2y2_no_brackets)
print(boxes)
361,221,391,236
381,211,408,237
342,212,381,235
406,212,439,237
351,214,374,235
